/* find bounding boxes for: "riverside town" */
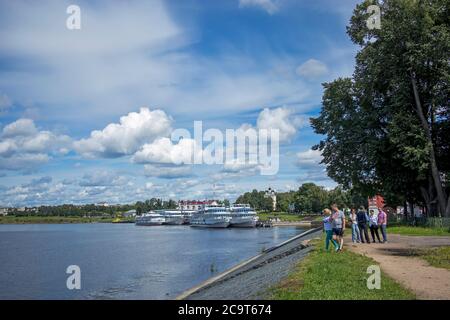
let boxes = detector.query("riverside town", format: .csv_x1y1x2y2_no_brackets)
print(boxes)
0,0,449,314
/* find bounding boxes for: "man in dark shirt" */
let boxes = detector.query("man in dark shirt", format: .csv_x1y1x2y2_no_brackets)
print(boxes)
356,206,370,243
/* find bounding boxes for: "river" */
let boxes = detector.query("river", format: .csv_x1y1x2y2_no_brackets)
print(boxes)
0,223,306,299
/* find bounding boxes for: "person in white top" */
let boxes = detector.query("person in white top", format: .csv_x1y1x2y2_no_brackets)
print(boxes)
369,210,382,243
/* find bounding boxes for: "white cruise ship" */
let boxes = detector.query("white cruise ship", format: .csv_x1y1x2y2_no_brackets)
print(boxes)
156,210,185,225
135,212,165,226
229,204,258,228
190,205,231,228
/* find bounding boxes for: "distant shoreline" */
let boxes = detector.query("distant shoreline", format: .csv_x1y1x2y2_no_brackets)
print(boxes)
0,216,116,224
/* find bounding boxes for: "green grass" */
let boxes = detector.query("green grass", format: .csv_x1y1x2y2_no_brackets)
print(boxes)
257,212,314,222
269,238,415,300
0,215,114,224
417,246,450,270
388,226,450,236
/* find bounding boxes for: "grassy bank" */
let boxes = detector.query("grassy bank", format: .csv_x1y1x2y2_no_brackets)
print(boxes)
416,246,450,270
388,226,450,236
0,215,115,224
269,239,415,300
257,212,318,222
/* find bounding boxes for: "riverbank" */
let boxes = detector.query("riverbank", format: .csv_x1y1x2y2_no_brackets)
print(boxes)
178,228,322,300
269,238,415,300
0,216,115,224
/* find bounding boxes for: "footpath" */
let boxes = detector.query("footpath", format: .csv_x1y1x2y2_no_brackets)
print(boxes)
346,234,450,299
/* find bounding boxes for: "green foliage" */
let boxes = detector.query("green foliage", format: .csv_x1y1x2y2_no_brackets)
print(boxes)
235,189,273,211
311,0,450,215
237,183,368,214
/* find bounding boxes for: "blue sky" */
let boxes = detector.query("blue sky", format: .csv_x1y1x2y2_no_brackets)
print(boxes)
0,0,361,206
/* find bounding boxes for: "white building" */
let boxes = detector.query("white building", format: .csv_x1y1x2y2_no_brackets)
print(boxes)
178,200,219,211
0,208,8,216
264,188,277,211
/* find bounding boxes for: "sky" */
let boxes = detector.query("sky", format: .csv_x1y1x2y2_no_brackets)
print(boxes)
0,0,361,207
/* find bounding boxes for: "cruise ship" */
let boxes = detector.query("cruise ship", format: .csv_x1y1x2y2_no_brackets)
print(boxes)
156,210,185,225
135,212,165,226
190,205,231,228
229,204,259,228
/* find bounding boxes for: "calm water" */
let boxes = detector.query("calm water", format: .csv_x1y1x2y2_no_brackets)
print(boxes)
0,223,305,299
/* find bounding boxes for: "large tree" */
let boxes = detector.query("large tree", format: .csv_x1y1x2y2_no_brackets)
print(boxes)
312,0,449,216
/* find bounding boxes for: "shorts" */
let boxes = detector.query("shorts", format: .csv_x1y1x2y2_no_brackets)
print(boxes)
332,228,344,236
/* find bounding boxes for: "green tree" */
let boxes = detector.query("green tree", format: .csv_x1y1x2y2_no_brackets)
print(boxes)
312,0,450,216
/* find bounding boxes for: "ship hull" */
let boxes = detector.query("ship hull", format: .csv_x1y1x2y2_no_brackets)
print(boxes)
190,221,230,228
135,221,164,226
230,219,257,228
163,217,185,225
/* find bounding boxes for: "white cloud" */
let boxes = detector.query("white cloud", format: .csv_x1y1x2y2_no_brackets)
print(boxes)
79,171,128,187
143,164,192,179
133,137,201,165
74,108,172,158
296,59,329,79
2,118,37,138
296,149,334,185
256,107,306,142
239,0,279,15
0,118,71,172
223,159,260,173
0,1,314,123
296,149,323,168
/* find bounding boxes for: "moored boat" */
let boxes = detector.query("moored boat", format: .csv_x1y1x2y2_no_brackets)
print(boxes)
135,212,165,226
190,205,231,228
229,204,258,228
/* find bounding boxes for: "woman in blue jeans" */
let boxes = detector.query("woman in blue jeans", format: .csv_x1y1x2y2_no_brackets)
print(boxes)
323,208,339,251
350,208,361,243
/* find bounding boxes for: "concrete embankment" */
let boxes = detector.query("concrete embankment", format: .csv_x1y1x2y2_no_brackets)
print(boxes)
272,220,322,227
176,227,322,300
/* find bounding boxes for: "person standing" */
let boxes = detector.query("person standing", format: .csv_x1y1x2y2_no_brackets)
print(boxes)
357,206,370,243
322,208,339,251
350,208,361,243
378,207,388,243
369,210,382,243
330,204,346,251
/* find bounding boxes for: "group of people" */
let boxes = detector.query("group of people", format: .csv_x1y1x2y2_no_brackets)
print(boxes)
322,204,388,252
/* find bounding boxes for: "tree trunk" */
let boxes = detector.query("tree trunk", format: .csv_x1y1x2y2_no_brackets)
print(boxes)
403,201,408,222
409,201,414,223
410,74,449,217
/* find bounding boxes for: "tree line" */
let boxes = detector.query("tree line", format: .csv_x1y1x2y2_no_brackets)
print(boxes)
236,183,367,214
10,198,178,217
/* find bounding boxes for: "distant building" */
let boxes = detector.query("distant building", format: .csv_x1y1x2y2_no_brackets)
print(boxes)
96,202,109,207
0,208,8,216
264,188,277,211
368,195,385,215
123,209,137,218
178,200,219,211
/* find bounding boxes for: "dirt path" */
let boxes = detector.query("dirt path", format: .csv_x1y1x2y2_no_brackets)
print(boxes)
345,234,450,299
